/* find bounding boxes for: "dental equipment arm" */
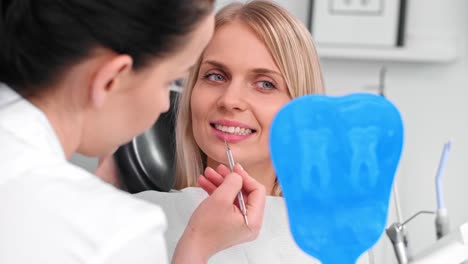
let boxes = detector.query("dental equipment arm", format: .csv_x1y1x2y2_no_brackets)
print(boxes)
435,141,451,239
386,211,435,264
386,141,468,264
410,222,468,264
386,222,409,264
387,216,468,264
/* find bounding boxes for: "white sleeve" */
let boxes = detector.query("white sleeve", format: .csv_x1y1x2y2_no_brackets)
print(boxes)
100,226,169,264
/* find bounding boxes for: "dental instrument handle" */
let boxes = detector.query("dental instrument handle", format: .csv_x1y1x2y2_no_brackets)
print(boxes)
225,140,249,226
237,192,248,225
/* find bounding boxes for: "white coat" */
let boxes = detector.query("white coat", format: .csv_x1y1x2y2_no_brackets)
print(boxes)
0,84,168,264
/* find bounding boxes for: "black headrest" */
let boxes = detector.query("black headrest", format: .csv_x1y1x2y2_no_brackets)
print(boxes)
114,91,179,193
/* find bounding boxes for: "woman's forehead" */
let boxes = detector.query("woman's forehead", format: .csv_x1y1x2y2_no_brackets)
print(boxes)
202,22,280,73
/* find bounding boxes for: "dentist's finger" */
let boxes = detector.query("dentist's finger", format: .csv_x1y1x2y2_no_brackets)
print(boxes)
233,164,260,193
210,172,243,205
215,164,231,178
204,167,224,187
198,175,217,195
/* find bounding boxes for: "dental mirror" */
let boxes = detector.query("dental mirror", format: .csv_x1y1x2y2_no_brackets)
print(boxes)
269,93,404,264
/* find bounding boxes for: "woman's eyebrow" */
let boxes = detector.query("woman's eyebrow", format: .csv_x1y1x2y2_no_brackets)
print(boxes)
202,60,283,79
202,60,229,71
251,68,282,78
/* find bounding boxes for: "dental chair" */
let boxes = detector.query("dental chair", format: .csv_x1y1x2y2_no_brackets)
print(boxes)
113,91,179,193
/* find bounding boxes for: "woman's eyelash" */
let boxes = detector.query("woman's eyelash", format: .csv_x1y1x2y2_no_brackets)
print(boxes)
256,80,277,90
201,72,277,90
203,72,225,81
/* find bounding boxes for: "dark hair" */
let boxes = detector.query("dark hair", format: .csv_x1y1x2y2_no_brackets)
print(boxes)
0,0,214,96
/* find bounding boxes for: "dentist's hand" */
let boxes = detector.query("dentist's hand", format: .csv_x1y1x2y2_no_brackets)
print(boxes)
198,164,244,195
172,164,266,264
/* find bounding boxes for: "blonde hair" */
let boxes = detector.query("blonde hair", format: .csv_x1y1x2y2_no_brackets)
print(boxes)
174,0,325,195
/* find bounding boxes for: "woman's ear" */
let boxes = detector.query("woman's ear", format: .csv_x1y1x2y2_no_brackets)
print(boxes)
90,54,133,108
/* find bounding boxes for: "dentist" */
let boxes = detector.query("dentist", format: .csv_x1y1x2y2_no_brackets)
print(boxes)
0,1,266,263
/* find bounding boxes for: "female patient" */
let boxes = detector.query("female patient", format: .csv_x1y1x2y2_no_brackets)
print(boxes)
137,1,325,263
175,0,324,196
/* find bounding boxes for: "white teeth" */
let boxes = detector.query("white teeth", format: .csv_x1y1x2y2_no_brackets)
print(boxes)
214,124,253,135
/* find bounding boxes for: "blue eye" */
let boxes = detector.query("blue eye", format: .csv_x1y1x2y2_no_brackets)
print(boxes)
256,81,276,90
205,73,225,82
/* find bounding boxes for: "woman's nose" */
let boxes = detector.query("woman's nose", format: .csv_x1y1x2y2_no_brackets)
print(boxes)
216,81,247,112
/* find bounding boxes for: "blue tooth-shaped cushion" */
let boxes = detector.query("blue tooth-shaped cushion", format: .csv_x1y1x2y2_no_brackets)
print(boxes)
269,93,404,264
